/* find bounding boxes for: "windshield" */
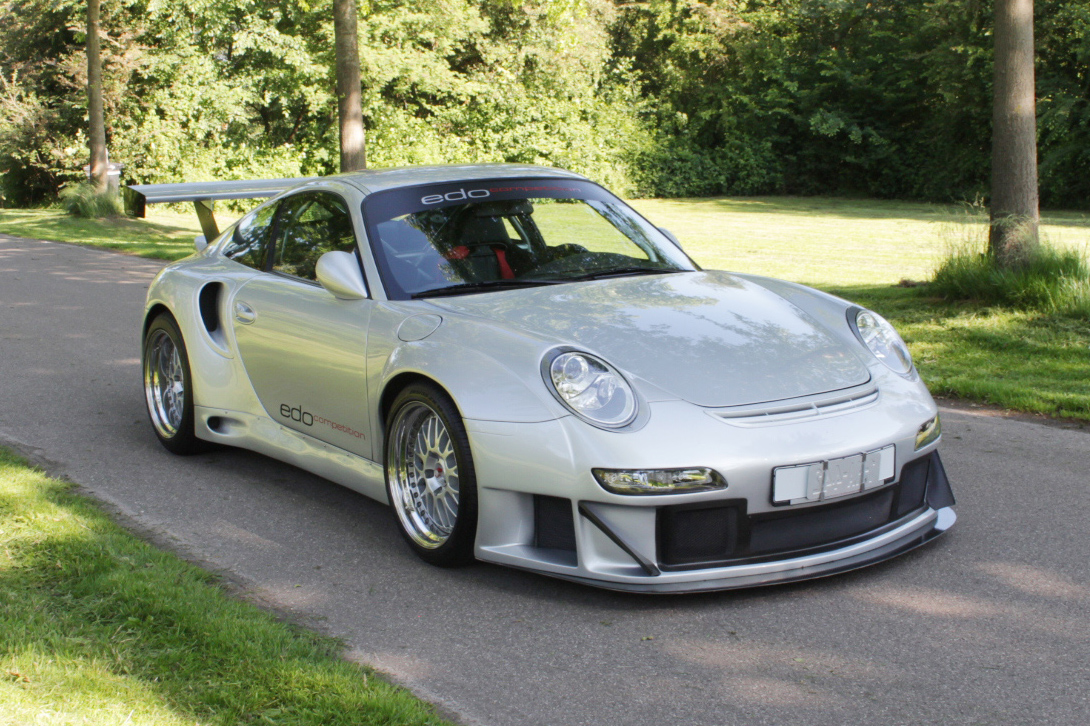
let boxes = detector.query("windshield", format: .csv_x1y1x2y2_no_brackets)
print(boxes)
361,179,696,299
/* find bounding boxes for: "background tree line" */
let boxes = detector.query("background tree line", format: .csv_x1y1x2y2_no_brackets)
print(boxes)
1,0,1087,208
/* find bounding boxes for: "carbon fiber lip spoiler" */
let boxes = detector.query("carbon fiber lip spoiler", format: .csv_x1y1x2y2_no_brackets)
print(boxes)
123,177,316,241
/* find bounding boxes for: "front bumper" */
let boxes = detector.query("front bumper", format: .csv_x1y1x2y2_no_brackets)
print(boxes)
546,505,955,594
467,397,956,593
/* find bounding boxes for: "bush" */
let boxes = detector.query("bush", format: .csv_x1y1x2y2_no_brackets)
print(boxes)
58,183,123,219
931,241,1090,318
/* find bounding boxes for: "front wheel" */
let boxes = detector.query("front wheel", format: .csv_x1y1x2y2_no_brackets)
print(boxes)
384,383,478,567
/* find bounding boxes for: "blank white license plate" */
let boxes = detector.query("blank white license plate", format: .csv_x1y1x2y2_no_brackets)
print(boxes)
773,446,894,505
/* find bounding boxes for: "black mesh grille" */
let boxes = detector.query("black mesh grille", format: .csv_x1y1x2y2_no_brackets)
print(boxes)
895,455,930,518
534,495,576,552
657,503,742,567
749,488,894,555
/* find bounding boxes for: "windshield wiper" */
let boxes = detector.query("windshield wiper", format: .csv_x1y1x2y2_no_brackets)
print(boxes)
561,267,684,282
411,279,562,299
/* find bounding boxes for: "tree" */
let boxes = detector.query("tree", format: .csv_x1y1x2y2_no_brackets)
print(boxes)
332,0,366,172
86,0,108,191
989,0,1039,265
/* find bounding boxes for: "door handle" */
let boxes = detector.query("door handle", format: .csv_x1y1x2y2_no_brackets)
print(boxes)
234,301,257,325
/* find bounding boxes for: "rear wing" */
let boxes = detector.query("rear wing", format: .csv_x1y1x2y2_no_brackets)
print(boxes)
123,177,317,241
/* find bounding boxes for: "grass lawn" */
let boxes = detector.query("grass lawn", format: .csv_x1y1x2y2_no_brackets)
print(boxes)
0,207,226,261
3,197,1090,420
0,448,453,726
630,196,1090,287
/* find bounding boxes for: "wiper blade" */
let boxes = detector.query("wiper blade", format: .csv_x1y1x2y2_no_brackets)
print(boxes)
411,279,562,299
563,267,684,282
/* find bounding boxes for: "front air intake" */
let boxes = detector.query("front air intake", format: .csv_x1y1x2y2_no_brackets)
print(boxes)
657,502,744,567
533,495,576,552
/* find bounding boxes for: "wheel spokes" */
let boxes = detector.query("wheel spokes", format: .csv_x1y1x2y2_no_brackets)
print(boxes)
388,401,462,548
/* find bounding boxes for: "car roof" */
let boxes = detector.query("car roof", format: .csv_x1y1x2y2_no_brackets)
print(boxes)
334,163,588,196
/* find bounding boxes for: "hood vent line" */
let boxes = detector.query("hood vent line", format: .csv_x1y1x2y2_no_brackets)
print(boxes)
710,385,880,427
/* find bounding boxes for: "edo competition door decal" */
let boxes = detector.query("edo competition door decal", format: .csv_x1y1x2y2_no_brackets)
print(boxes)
279,403,366,440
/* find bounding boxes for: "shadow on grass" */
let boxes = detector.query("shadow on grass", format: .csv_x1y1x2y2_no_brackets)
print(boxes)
1040,211,1090,229
0,210,199,261
647,195,964,223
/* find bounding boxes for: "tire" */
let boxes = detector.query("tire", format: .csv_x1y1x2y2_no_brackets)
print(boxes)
142,313,208,455
384,382,478,567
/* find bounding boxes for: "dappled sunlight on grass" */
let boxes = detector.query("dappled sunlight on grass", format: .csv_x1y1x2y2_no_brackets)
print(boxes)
0,208,239,261
0,449,452,726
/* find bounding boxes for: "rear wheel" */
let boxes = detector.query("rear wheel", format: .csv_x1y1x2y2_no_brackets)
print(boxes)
385,383,478,567
143,313,207,455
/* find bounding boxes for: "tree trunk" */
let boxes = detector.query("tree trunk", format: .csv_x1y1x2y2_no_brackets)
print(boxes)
86,0,108,192
333,0,366,172
989,0,1039,266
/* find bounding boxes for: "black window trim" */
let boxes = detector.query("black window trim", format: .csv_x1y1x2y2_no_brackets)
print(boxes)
258,188,370,291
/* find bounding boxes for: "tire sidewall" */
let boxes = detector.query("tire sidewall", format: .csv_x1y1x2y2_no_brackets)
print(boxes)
384,383,478,567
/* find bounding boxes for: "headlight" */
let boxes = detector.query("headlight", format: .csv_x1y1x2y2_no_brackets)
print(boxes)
849,308,913,375
915,414,941,450
543,349,638,428
593,467,727,495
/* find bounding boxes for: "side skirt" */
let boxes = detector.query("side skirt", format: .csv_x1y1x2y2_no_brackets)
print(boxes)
194,405,387,504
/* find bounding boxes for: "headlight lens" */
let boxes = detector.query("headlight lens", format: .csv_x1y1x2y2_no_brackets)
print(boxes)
546,350,637,428
852,309,913,375
915,414,941,450
593,467,726,495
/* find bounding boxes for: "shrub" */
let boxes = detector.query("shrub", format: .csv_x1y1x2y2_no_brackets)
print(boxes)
931,241,1090,318
58,182,123,219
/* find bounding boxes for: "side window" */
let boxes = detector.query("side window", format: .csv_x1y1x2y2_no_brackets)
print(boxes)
222,202,277,270
271,192,357,281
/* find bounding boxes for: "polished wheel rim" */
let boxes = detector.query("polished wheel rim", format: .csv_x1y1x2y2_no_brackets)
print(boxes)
144,329,185,438
388,401,460,549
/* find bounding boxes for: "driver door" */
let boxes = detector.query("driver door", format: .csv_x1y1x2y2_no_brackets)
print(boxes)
231,190,375,459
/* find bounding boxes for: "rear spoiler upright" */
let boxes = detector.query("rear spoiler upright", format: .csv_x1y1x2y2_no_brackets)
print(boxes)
123,177,317,242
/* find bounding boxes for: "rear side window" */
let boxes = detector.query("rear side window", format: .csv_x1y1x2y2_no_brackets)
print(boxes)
223,203,277,270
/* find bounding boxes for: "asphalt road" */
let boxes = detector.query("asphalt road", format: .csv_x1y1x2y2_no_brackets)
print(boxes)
2,234,1088,726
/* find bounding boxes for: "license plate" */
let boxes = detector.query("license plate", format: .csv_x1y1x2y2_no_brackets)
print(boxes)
773,446,895,505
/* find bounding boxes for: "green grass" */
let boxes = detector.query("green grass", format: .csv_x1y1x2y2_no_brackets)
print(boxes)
0,448,453,726
630,196,1090,287
0,207,222,261
931,242,1090,317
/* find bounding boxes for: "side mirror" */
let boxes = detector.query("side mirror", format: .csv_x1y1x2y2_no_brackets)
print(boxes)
316,250,369,300
194,234,208,252
658,227,683,249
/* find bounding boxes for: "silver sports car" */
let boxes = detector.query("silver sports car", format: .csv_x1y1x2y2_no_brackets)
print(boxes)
131,164,955,593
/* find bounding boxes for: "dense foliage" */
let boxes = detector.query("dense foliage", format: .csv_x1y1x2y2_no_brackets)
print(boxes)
1,1,1088,206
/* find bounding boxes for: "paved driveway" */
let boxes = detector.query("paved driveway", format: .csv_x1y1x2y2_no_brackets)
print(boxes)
2,234,1087,726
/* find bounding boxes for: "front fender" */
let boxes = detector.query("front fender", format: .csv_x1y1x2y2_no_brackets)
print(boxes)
383,340,564,423
366,303,569,458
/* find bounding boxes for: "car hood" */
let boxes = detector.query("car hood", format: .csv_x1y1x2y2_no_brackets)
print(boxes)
424,271,871,407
